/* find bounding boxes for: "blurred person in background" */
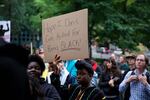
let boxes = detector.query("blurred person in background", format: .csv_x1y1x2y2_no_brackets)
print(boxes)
99,58,121,100
118,55,129,74
120,54,136,100
85,58,102,87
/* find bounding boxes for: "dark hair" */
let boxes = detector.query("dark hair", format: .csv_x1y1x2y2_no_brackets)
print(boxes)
0,44,30,67
105,59,121,77
28,55,45,73
75,60,94,75
0,57,31,100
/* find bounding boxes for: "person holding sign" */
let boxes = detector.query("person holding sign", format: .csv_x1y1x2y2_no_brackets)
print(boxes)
0,23,9,46
0,23,9,37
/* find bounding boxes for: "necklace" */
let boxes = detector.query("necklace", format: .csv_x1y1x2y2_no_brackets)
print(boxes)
75,87,89,100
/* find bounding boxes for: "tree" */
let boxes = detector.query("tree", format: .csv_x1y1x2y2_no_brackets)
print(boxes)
1,0,150,51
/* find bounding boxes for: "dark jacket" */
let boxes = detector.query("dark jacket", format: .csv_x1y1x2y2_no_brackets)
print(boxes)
0,56,31,100
49,73,76,100
31,78,61,100
0,43,31,100
99,71,121,98
68,85,105,100
49,73,104,100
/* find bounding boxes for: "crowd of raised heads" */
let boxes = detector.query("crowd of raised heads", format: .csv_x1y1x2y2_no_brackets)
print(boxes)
0,38,150,100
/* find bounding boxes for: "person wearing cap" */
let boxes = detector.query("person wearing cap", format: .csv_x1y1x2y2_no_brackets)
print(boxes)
49,59,105,100
122,54,136,80
68,60,105,100
120,54,136,100
126,54,136,70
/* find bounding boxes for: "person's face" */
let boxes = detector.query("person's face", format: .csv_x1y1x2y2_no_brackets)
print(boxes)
106,61,112,69
27,62,41,79
136,55,146,69
77,69,92,86
128,58,135,65
119,56,124,63
111,54,116,60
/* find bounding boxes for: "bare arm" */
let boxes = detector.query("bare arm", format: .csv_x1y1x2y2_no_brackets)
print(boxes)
5,23,9,32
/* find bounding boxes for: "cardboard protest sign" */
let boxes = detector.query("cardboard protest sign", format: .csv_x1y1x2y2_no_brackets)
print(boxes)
42,9,89,62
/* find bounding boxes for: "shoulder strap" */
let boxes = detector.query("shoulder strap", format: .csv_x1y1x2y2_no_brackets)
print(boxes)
146,71,150,84
131,70,135,75
87,87,97,99
69,85,80,100
126,70,135,98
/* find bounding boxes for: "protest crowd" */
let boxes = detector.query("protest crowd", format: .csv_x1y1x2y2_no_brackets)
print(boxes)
1,34,150,100
0,11,150,100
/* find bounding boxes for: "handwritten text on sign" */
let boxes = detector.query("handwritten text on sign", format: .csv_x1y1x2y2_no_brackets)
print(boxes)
42,9,89,62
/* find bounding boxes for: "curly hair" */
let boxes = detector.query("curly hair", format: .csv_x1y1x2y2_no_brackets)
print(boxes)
28,54,45,73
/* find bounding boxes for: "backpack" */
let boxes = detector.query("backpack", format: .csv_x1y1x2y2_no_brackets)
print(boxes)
123,71,150,100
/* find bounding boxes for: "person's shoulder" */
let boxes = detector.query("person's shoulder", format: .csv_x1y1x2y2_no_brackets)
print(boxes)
127,70,132,74
146,70,150,75
125,71,133,77
88,86,100,91
69,84,80,91
87,87,105,99
41,80,57,90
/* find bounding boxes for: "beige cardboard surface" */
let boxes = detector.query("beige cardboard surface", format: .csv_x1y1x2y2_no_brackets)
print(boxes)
42,9,89,62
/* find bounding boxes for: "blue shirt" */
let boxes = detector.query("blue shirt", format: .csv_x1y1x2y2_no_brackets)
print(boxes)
64,60,77,78
119,69,150,100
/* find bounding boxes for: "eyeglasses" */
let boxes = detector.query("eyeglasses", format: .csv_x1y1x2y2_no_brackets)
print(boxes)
136,59,145,62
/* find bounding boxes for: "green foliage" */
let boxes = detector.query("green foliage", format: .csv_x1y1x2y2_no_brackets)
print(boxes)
1,0,150,51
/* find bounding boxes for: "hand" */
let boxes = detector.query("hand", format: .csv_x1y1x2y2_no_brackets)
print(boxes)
53,65,61,75
49,54,61,74
49,54,61,64
126,75,138,84
138,74,148,86
53,54,61,64
109,79,114,87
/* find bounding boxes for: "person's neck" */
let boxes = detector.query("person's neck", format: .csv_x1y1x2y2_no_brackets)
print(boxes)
130,65,136,70
137,68,145,74
81,84,90,90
